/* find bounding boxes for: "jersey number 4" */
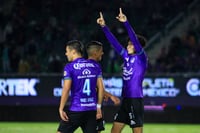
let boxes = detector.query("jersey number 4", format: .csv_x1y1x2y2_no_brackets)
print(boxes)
83,79,91,96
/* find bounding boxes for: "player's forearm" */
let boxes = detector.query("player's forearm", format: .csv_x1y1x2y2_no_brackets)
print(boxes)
98,88,104,105
104,90,112,98
59,89,69,111
97,78,104,106
123,21,142,52
97,83,104,105
102,26,124,55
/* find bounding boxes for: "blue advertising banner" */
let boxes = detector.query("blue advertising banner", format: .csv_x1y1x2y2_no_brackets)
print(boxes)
0,74,200,107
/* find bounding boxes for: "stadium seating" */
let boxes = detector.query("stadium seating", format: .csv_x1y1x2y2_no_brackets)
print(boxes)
0,0,196,74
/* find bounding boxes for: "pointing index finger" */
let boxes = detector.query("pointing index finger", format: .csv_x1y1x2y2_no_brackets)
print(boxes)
100,12,103,18
119,8,122,14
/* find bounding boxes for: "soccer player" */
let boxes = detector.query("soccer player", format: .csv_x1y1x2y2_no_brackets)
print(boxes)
97,8,148,133
57,40,104,133
86,40,120,133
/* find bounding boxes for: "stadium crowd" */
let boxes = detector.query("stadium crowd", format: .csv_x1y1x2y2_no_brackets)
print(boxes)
152,28,200,73
0,0,198,74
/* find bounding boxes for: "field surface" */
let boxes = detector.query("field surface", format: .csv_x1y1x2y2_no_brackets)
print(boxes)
0,122,199,133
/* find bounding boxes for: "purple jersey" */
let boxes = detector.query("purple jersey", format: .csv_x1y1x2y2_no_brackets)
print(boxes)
63,58,102,111
87,59,102,73
102,21,147,98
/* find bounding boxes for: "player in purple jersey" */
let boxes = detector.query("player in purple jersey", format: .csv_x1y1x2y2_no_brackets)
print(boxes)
86,40,120,133
57,40,104,133
97,8,148,133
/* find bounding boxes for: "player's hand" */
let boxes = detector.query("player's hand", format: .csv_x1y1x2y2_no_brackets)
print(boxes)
96,108,102,119
110,95,120,105
103,95,109,102
116,8,127,22
59,109,69,121
97,12,106,27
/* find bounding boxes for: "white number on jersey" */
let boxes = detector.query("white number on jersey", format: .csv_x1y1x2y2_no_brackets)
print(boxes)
83,79,91,96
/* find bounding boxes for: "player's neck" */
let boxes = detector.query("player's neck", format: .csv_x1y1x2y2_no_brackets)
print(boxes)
88,56,97,62
72,54,82,61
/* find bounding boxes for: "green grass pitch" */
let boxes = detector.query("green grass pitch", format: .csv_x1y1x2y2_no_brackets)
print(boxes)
0,122,199,133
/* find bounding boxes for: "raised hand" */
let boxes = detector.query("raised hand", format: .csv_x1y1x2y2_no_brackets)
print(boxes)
116,8,127,22
97,12,106,27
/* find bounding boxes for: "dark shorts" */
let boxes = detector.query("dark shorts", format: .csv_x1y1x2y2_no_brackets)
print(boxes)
96,118,105,131
113,98,144,128
57,110,97,133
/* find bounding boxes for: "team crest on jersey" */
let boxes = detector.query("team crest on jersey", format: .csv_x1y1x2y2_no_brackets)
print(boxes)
130,58,135,63
64,71,67,76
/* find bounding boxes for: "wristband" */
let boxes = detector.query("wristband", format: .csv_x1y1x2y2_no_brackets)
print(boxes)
97,104,101,109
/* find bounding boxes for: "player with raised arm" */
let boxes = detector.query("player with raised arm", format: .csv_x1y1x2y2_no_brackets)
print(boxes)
57,40,104,133
97,8,148,133
86,40,120,133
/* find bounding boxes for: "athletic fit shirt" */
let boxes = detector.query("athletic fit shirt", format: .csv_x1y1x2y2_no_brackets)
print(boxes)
63,57,102,111
102,21,147,98
87,59,102,74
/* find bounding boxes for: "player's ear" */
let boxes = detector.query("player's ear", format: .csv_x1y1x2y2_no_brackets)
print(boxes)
72,49,76,55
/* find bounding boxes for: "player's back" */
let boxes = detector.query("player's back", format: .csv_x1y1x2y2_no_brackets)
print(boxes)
63,57,102,111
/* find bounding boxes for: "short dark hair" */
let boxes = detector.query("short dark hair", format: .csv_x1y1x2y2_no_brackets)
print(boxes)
127,35,147,48
66,40,84,55
86,41,103,56
86,41,103,48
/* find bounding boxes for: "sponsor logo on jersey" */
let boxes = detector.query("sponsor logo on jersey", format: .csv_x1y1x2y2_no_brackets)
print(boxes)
82,69,91,75
73,63,95,69
123,68,133,80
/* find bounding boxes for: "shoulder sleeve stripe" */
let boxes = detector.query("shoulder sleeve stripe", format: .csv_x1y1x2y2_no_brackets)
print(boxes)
64,77,72,80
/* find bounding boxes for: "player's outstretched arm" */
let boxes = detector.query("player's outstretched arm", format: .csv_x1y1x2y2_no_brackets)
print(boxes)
117,8,142,53
97,11,126,56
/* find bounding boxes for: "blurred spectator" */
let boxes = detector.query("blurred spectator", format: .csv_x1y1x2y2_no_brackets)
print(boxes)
0,0,197,74
18,56,30,74
2,43,11,73
47,53,63,73
9,44,21,72
106,48,121,74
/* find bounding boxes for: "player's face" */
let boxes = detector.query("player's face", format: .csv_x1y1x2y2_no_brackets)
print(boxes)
65,46,73,61
127,41,135,54
96,47,104,61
